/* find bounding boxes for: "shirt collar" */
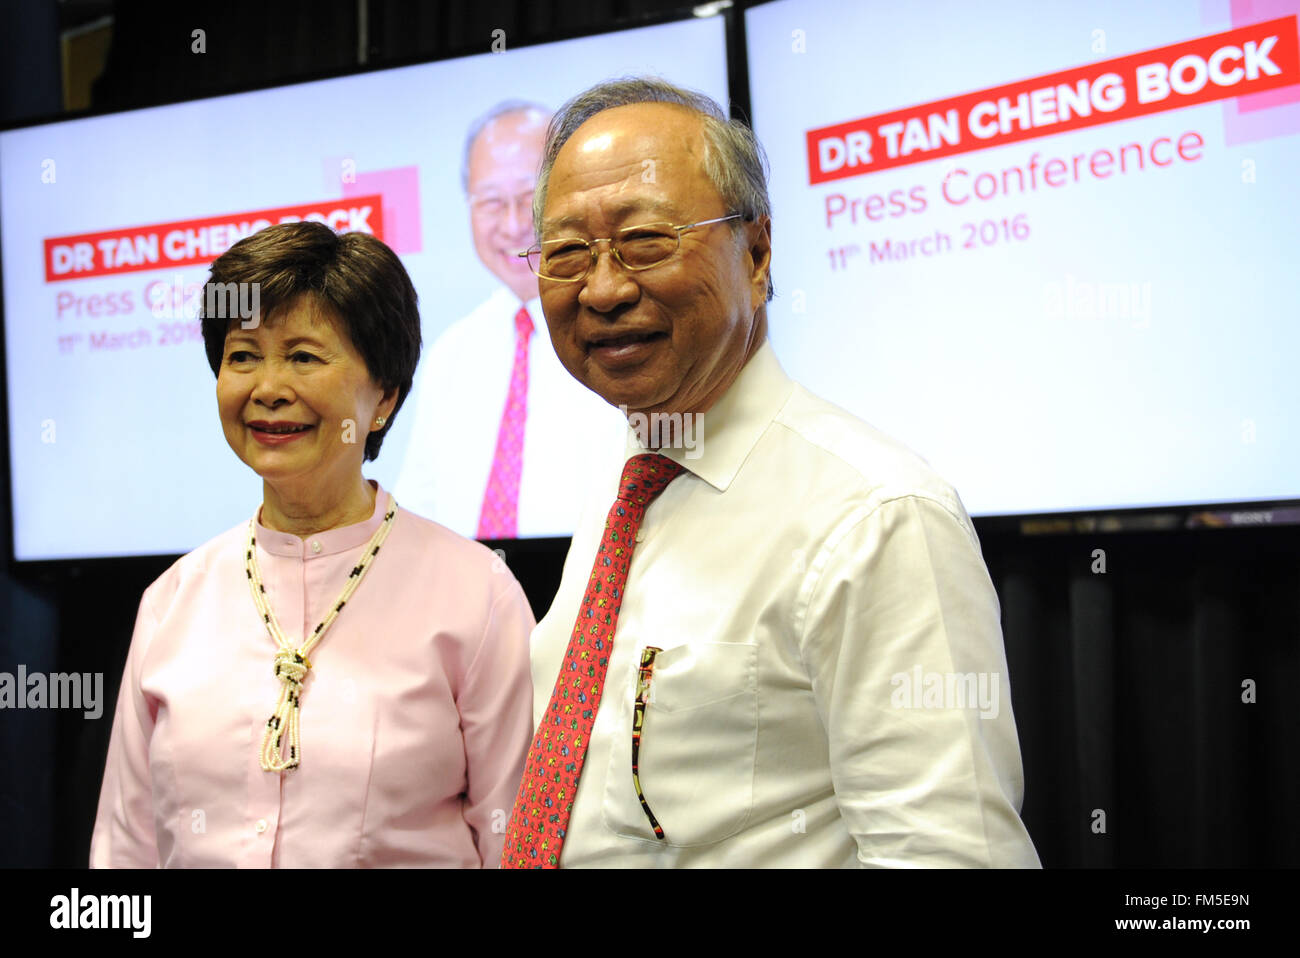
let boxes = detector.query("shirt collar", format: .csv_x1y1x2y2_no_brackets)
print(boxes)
492,286,542,323
254,480,392,559
622,339,793,493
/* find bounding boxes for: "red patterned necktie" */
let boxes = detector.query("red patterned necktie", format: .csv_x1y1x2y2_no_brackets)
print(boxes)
476,305,534,539
500,453,685,868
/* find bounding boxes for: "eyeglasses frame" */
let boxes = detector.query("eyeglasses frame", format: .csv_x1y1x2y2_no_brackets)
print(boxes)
518,213,745,282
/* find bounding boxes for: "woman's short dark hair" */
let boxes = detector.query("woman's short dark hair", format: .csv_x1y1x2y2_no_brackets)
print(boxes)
199,221,421,462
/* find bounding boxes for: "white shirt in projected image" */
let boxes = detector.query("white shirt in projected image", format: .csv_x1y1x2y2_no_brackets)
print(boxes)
531,340,1040,867
395,287,626,537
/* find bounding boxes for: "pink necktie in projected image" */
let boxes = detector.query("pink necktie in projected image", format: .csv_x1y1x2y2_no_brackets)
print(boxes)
476,306,534,539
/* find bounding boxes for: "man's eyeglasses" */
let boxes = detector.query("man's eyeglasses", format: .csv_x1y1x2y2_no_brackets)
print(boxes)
633,646,666,841
519,213,743,282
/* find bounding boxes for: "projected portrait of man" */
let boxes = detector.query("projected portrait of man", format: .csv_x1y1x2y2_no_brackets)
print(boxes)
395,101,623,537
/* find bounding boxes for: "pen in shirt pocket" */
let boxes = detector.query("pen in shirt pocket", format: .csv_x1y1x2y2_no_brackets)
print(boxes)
633,645,666,840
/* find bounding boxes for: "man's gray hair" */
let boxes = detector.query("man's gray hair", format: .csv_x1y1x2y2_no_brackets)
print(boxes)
461,99,551,193
534,76,774,302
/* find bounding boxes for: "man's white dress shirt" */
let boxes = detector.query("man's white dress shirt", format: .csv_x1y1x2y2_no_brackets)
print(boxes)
395,288,625,537
530,339,1041,867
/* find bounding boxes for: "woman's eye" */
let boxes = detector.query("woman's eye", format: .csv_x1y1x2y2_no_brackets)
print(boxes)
227,351,255,363
291,351,319,364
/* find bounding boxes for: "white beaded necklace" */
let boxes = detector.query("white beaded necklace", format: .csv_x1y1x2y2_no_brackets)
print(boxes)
245,491,398,772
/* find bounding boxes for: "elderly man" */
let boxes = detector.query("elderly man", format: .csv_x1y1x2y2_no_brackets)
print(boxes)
395,100,622,538
499,78,1040,868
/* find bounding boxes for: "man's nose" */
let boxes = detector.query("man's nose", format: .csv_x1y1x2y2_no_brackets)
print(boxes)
579,242,638,312
503,197,531,238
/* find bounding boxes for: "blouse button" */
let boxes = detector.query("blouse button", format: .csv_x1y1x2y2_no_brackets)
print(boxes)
310,540,322,554
255,819,269,834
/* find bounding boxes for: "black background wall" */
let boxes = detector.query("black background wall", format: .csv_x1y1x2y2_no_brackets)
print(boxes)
1,0,1296,868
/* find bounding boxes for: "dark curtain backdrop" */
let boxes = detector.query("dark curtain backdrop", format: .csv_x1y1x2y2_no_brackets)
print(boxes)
2,0,1296,867
984,524,1299,868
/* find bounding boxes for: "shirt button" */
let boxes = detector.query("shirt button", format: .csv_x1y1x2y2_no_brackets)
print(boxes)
310,540,322,554
255,819,269,834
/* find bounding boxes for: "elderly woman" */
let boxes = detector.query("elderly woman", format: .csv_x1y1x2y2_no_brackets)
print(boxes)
90,222,534,867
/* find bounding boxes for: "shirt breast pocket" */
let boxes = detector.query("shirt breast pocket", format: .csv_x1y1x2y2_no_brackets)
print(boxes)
601,641,758,847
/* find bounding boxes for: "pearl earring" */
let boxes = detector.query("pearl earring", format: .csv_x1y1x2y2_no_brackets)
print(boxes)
375,416,386,427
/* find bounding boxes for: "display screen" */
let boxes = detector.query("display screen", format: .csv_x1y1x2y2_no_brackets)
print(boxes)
2,15,729,559
746,0,1299,516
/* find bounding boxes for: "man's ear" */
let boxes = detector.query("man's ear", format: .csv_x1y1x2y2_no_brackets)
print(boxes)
746,216,772,312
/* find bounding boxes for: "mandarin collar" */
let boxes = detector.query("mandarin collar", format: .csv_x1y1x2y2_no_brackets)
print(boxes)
623,339,794,493
254,481,393,559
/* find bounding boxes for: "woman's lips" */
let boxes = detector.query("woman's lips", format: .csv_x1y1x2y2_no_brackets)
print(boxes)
249,423,314,445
